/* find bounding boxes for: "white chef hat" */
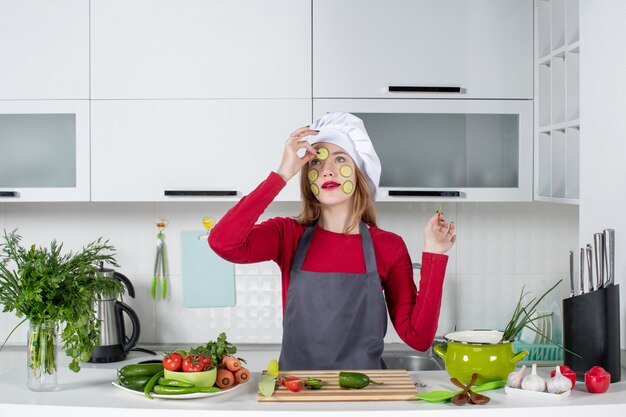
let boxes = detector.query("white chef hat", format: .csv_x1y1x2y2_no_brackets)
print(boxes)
307,112,381,200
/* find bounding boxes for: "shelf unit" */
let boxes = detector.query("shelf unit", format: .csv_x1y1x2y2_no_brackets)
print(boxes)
534,0,580,204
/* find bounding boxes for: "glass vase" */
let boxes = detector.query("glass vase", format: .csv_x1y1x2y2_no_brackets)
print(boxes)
27,320,58,392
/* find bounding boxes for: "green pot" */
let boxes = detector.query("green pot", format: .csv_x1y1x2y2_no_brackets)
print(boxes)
433,330,528,385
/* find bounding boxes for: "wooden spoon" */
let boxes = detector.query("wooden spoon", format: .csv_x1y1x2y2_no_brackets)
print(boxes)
450,376,491,405
449,373,478,405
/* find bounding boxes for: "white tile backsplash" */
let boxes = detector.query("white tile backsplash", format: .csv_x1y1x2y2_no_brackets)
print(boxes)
0,201,578,348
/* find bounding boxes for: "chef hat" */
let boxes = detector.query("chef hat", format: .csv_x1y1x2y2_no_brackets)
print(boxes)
307,112,381,200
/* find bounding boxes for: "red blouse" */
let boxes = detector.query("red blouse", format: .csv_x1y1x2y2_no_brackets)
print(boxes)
208,172,449,351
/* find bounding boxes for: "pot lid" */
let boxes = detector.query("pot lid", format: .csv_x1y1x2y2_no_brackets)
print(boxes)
443,330,509,345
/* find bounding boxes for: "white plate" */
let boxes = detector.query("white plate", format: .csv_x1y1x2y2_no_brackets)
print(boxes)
505,386,571,400
112,381,242,399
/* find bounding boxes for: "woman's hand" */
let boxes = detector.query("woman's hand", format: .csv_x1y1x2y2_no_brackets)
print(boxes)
423,212,456,254
276,127,319,182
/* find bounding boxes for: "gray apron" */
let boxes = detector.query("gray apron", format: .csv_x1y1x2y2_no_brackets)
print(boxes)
279,222,387,370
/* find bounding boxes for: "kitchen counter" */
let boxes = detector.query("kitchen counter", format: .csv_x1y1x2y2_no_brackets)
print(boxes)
2,347,626,417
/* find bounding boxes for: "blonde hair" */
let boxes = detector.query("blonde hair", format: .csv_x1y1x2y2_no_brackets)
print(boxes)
294,164,377,234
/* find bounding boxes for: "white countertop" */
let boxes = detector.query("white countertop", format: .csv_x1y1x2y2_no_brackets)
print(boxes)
2,347,626,417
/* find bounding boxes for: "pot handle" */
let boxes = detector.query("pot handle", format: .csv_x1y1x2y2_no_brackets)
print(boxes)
511,350,529,364
433,344,447,360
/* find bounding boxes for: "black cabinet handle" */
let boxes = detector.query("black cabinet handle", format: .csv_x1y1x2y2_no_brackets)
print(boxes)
164,190,237,197
388,190,461,197
388,86,462,93
0,191,18,197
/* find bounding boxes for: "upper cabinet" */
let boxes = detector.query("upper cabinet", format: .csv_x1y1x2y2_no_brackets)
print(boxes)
0,0,89,99
90,99,310,202
535,0,580,204
313,0,533,100
0,100,90,202
90,0,311,99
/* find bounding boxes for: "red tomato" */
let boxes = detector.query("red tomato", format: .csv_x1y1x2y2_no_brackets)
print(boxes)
198,355,212,370
585,366,610,394
182,355,206,372
550,365,577,388
282,378,304,392
162,352,183,372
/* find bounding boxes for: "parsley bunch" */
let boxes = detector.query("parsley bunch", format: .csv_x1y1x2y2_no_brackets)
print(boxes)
0,230,124,372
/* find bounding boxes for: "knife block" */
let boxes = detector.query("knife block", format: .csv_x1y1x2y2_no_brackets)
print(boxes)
562,284,621,382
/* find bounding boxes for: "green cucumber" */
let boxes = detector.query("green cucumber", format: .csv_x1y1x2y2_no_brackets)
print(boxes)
118,363,164,378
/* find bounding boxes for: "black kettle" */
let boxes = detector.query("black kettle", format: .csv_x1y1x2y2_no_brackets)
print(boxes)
89,267,141,363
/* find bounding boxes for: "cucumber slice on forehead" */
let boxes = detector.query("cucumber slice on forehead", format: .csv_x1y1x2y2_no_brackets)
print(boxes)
308,168,319,182
339,165,353,178
316,147,329,161
342,181,354,194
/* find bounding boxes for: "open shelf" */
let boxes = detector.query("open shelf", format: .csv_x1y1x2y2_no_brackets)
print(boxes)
534,0,580,205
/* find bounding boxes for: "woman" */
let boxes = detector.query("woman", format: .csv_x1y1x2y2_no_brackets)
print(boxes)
209,112,456,370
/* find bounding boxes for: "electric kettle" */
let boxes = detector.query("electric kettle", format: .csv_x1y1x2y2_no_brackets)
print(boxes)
89,266,141,363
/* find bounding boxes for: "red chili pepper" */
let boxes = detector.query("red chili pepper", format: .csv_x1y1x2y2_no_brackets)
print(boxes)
282,378,304,392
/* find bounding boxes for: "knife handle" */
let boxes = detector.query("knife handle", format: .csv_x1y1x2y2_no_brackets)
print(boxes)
569,250,575,297
586,244,594,292
603,229,615,287
579,248,585,295
593,233,604,290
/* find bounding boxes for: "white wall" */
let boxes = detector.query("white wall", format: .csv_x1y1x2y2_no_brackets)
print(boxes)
0,200,577,347
580,0,626,349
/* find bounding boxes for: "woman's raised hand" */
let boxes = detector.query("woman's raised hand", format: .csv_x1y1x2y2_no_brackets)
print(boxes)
423,211,456,254
276,127,319,182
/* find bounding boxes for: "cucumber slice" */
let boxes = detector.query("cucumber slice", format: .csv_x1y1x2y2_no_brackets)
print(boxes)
308,168,319,182
342,181,354,194
339,165,353,178
316,147,329,161
311,183,320,196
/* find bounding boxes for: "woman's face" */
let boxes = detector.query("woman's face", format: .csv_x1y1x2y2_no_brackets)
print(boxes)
307,142,356,207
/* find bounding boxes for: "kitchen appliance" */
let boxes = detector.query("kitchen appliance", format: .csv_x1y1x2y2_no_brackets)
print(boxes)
433,330,528,385
89,267,141,363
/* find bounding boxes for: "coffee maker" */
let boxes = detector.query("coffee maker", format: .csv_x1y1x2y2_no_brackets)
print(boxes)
90,266,141,363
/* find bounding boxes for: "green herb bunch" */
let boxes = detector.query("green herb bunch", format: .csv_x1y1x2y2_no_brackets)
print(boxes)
501,279,562,342
0,230,124,372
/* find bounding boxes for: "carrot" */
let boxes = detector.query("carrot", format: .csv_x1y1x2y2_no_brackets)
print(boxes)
234,367,250,384
221,355,241,372
216,368,234,389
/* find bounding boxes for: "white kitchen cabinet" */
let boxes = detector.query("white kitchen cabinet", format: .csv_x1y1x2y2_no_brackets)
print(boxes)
534,0,580,204
314,99,533,202
91,99,311,201
0,100,90,202
90,0,311,99
313,0,533,99
0,0,89,99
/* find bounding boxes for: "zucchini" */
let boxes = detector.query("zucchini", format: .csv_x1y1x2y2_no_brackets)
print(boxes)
117,363,164,378
316,147,329,161
339,165,353,178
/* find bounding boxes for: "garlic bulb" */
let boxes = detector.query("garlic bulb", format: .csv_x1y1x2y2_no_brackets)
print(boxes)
521,363,547,392
507,365,527,388
547,366,573,394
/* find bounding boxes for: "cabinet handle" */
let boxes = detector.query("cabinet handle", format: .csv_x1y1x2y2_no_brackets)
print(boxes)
164,190,237,197
388,86,462,93
388,190,461,197
0,191,19,197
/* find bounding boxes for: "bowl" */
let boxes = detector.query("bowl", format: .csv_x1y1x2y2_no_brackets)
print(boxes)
164,367,217,387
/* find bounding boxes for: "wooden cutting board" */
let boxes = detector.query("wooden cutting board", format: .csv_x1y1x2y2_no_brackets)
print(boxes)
257,369,418,402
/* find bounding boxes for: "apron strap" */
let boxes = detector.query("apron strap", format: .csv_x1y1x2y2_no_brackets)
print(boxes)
292,222,378,273
291,224,316,271
359,222,378,274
